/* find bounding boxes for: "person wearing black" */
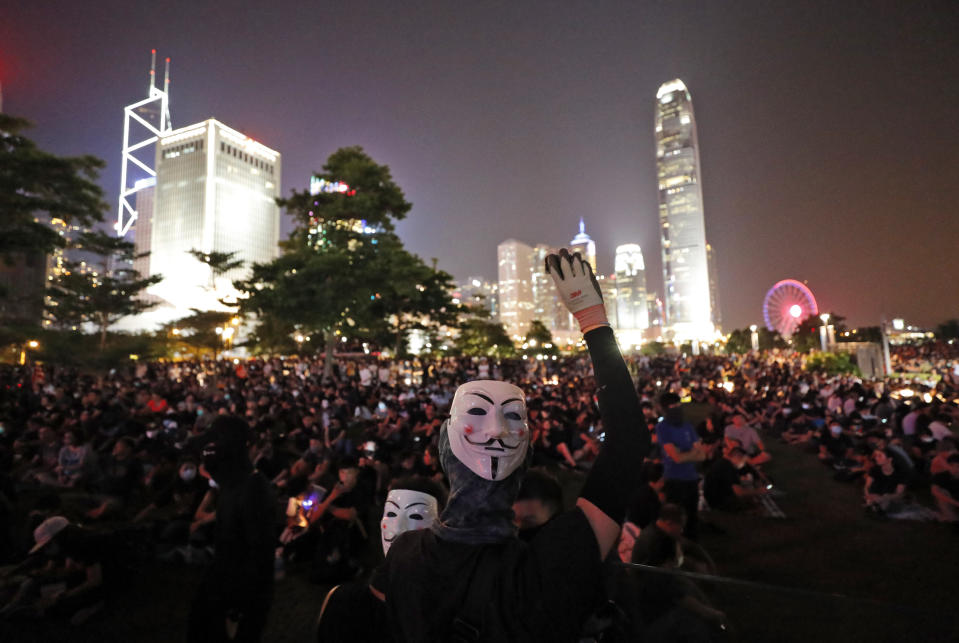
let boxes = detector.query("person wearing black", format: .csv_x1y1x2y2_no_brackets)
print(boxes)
188,416,275,642
369,249,649,642
863,447,906,513
704,446,767,511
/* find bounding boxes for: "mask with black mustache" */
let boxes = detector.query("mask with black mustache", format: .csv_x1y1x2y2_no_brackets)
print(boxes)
446,380,530,481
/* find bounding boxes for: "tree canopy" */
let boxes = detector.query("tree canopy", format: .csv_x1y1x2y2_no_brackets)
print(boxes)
236,147,457,372
46,230,162,349
0,114,107,260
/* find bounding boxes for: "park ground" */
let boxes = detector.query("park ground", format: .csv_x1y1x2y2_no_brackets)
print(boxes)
3,437,958,642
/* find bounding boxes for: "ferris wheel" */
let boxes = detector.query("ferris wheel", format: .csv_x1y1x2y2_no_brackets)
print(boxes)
763,279,819,337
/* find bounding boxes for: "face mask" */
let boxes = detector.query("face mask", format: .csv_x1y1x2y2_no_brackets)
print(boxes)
180,467,197,481
448,380,529,481
830,426,842,436
196,409,204,417
381,489,439,555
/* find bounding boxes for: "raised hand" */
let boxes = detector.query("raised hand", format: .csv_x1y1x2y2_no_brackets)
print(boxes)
545,248,609,333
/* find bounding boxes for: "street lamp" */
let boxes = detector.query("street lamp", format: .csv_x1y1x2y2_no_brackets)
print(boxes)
27,340,39,349
749,325,759,352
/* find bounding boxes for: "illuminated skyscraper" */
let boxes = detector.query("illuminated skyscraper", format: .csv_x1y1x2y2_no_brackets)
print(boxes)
497,239,535,339
655,79,719,341
145,119,281,319
614,244,649,331
568,218,597,271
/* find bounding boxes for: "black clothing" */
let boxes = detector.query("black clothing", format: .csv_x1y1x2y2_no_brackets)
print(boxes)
663,479,700,539
579,326,650,523
704,458,748,510
932,472,959,500
625,484,662,529
866,466,905,496
370,325,644,642
188,470,275,642
819,430,854,460
316,582,390,642
371,509,603,642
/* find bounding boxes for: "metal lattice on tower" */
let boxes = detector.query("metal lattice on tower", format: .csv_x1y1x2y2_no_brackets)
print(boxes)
115,50,172,237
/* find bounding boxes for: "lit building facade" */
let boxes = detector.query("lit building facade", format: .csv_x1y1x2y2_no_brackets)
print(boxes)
497,239,535,339
453,276,499,318
655,79,719,341
146,119,281,320
614,244,649,331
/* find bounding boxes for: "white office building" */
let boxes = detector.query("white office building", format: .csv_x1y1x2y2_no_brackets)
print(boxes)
142,119,281,323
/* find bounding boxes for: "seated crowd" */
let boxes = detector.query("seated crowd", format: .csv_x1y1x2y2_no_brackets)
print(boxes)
0,339,956,638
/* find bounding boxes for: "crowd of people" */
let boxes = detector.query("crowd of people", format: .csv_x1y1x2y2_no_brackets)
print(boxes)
0,319,957,639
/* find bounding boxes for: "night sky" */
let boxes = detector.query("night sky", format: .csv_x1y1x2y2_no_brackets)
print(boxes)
3,1,958,330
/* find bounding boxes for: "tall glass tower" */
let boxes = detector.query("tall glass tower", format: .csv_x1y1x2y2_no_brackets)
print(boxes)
655,79,718,341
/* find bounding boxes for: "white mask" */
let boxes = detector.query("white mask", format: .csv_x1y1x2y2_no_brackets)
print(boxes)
180,467,197,481
448,380,529,481
381,489,438,555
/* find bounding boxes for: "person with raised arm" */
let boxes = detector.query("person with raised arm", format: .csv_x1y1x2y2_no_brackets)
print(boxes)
368,249,649,642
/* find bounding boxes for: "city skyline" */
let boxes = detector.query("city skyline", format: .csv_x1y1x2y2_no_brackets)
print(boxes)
3,1,959,330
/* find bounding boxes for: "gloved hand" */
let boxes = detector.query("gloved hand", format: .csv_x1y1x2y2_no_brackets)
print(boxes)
545,249,609,333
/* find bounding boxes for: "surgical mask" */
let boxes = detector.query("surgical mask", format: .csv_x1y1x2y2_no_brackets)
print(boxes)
447,380,529,481
830,426,842,436
381,489,439,555
180,467,197,481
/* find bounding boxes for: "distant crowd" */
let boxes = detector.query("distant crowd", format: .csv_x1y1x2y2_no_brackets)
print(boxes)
0,340,957,634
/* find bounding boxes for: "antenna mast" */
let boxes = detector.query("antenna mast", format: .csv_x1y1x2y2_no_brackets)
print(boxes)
116,50,173,237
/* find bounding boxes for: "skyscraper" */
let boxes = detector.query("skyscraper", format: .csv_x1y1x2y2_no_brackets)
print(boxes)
655,79,718,341
146,119,281,319
614,244,649,331
497,239,534,339
568,218,597,271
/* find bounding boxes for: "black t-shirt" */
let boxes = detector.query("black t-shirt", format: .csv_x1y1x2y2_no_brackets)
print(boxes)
866,465,905,496
370,508,603,642
819,430,854,458
704,458,746,509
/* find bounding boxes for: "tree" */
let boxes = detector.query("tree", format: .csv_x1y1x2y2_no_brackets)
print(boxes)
455,317,516,358
236,147,456,376
936,319,959,341
174,309,237,359
0,115,107,260
804,352,861,376
187,249,244,290
726,328,751,354
243,315,298,357
46,230,162,350
524,320,557,355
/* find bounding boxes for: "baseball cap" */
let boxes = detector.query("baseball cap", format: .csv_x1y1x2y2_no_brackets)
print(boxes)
30,516,69,554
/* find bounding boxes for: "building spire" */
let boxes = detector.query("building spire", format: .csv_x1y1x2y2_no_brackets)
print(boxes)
579,217,585,235
150,49,156,94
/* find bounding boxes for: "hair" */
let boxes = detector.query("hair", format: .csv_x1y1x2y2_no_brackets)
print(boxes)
658,502,687,526
515,468,564,516
389,475,449,511
659,392,681,408
945,453,959,465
